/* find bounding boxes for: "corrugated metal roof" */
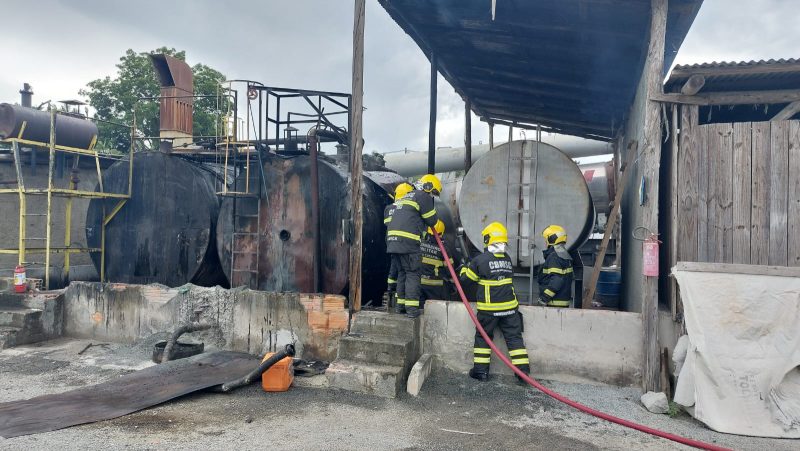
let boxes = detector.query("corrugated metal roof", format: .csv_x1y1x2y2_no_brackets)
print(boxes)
379,0,703,141
666,58,800,93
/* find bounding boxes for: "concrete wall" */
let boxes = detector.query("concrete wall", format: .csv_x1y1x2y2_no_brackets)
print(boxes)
63,282,349,362
0,160,100,277
423,301,643,387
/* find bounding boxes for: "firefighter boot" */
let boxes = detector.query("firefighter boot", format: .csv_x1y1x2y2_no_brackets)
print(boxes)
469,368,489,382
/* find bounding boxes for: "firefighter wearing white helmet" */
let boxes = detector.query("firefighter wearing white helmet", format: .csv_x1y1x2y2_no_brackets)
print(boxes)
386,174,441,318
459,221,530,383
537,224,574,307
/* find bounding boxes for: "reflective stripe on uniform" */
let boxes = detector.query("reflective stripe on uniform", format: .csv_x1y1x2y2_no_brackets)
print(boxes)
547,299,570,307
405,299,420,307
421,278,443,286
542,267,573,275
421,208,437,219
396,298,406,305
543,288,556,297
477,279,513,287
396,199,419,210
422,256,444,267
460,267,479,282
383,217,392,224
387,278,397,284
509,349,527,356
473,357,491,364
477,299,519,311
387,230,420,241
473,348,491,355
511,358,530,365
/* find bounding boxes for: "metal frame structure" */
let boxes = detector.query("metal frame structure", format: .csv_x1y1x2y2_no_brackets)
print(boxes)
0,108,133,288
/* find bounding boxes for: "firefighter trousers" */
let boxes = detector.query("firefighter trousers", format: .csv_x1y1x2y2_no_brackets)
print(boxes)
472,310,529,375
391,252,421,311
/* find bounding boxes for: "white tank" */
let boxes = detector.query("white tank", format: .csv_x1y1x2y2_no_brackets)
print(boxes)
457,140,594,267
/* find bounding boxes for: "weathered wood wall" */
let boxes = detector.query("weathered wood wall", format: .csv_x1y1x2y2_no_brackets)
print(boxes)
674,116,800,267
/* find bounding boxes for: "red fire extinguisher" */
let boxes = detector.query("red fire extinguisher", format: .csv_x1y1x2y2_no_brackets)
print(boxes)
14,265,26,293
643,235,660,277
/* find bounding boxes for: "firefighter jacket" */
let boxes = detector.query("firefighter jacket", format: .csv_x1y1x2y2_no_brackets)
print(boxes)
538,244,574,307
420,235,453,287
386,190,439,254
459,251,519,313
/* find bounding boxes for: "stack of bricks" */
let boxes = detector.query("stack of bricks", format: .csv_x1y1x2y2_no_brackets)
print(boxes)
300,294,349,332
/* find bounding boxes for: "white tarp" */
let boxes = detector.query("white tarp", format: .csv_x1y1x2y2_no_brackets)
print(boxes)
673,265,800,438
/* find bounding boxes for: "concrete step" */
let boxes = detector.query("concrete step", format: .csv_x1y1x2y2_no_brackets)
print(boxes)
350,310,418,340
337,334,414,368
0,293,27,309
0,327,19,349
0,307,42,328
325,359,405,398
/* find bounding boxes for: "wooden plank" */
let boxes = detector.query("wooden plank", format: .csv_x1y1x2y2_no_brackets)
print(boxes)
713,123,734,262
669,105,679,318
651,89,800,106
751,122,772,265
677,106,699,263
788,121,800,266
705,123,720,262
732,122,752,264
680,74,705,95
582,141,637,308
641,0,667,393
348,0,366,312
769,121,789,266
696,124,709,262
772,101,800,122
675,261,800,278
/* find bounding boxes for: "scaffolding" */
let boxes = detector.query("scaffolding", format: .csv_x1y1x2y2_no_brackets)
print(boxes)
0,108,133,289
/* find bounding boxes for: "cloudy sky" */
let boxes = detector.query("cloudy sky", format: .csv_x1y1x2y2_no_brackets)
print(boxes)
1,0,797,154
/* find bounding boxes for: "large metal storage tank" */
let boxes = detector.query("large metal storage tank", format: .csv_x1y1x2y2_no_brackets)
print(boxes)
85,152,226,287
216,156,397,305
458,140,594,267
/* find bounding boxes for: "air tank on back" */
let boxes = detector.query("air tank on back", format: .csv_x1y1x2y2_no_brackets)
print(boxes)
457,140,594,267
85,152,226,287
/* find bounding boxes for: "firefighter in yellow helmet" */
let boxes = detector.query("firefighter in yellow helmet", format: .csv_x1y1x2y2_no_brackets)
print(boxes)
386,174,441,318
384,182,414,304
537,225,574,308
419,219,452,309
459,221,529,382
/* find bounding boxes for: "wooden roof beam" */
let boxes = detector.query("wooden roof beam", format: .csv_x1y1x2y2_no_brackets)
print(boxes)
651,89,800,106
772,100,800,121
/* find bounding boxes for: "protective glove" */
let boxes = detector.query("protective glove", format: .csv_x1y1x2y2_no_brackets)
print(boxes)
536,297,548,307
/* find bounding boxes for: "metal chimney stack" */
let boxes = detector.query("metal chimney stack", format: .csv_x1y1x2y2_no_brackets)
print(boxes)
19,83,33,108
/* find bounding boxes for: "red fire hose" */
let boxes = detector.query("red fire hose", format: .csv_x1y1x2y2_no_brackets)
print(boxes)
432,231,729,451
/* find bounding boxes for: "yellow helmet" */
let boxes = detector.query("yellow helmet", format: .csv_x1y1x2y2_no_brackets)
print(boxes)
542,224,567,246
481,222,508,246
418,174,442,196
427,219,445,236
393,182,413,200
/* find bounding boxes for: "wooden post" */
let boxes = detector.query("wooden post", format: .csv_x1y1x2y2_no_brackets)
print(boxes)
669,104,679,319
641,0,668,392
464,99,472,171
489,122,494,150
428,54,438,174
348,0,366,312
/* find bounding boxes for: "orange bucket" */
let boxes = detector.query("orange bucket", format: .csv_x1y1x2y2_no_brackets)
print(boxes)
261,352,294,392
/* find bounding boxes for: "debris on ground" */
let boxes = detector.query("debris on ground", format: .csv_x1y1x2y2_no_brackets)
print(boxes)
640,391,669,414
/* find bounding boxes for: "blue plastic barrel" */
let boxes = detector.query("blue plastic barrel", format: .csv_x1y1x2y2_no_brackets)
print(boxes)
596,267,621,308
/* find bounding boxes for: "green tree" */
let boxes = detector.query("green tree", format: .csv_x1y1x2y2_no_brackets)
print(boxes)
80,47,227,152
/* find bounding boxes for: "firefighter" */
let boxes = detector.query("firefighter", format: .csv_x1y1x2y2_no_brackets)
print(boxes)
384,182,414,303
459,222,529,382
419,219,452,309
386,174,441,318
537,224,574,308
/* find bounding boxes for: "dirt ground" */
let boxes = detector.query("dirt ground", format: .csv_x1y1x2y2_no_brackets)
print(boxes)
0,339,796,450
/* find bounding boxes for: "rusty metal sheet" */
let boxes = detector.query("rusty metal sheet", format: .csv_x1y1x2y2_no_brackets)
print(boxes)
0,351,258,438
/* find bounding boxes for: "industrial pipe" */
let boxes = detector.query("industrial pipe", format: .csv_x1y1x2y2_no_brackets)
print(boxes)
432,231,729,451
308,130,322,292
220,344,296,392
384,137,612,177
161,322,213,363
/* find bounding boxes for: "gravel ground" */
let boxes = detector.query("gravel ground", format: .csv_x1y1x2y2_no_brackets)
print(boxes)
0,339,797,450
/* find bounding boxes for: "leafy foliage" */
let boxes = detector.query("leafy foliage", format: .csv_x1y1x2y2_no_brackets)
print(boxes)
80,47,226,152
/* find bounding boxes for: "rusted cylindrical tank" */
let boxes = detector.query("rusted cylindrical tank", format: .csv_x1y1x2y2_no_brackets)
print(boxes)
458,140,594,268
216,156,395,304
85,152,226,287
0,103,98,148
